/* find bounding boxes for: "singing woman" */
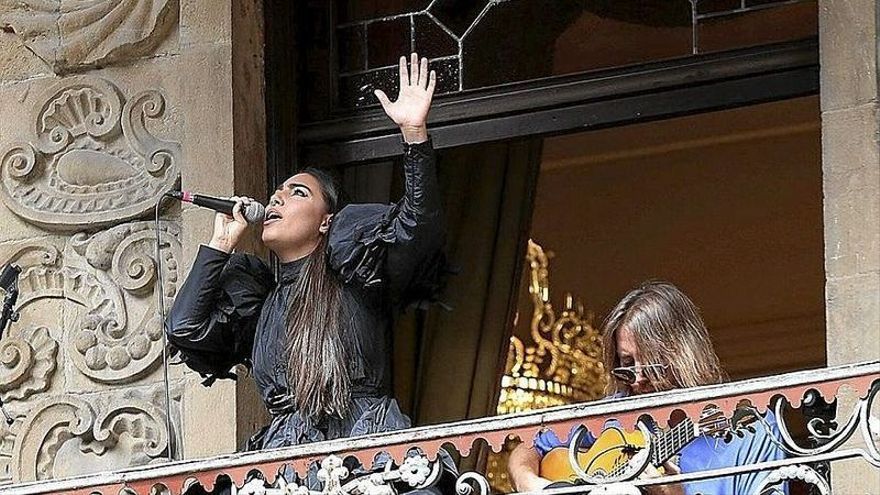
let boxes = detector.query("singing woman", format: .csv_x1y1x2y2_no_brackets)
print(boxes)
167,54,445,464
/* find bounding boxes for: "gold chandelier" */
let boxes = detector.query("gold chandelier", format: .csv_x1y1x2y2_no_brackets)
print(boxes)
498,239,607,414
488,240,607,492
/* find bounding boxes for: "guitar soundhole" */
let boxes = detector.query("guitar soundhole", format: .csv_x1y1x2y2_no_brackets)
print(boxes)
621,444,641,456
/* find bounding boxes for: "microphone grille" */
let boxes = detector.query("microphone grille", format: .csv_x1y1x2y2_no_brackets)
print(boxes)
243,202,266,224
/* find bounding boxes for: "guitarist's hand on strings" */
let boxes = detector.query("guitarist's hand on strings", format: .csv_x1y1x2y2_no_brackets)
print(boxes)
508,444,553,492
640,461,684,495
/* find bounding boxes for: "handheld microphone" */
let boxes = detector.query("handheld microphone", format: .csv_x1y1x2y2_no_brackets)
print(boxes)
168,191,266,224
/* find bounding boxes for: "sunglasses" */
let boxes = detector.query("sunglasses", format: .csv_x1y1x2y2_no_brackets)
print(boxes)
610,364,669,385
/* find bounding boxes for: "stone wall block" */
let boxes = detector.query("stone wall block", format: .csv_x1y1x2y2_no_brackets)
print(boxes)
0,0,269,482
0,222,185,481
0,238,66,413
823,186,880,277
821,105,880,197
822,105,880,278
4,384,181,483
179,45,235,196
181,376,237,458
231,0,267,258
819,0,879,111
826,272,880,363
180,0,233,48
62,220,183,391
0,33,53,82
180,207,216,274
0,214,54,246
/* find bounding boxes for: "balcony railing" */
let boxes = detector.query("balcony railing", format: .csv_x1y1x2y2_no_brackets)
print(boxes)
3,361,878,495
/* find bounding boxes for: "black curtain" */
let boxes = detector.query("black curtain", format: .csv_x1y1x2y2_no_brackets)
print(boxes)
393,139,543,426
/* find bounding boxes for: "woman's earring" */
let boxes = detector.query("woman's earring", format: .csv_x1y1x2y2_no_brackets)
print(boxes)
320,216,333,234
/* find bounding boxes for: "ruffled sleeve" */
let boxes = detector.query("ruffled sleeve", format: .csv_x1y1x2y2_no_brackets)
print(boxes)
328,139,447,307
165,245,275,384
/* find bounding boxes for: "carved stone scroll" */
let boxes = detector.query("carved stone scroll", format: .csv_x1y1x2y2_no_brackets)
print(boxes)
9,387,174,483
0,326,58,403
3,220,180,386
67,221,181,384
0,76,180,231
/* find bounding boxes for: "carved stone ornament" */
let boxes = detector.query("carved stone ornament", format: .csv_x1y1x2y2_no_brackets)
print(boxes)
0,76,181,231
0,326,58,403
67,221,181,383
6,387,175,483
5,221,180,385
0,0,178,73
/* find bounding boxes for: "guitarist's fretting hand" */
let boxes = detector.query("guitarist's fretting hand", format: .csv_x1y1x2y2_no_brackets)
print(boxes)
640,462,684,495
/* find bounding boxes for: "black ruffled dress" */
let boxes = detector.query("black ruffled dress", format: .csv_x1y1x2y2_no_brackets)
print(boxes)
166,140,446,455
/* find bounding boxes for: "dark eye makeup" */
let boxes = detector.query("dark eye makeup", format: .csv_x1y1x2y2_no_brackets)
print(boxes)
285,182,312,198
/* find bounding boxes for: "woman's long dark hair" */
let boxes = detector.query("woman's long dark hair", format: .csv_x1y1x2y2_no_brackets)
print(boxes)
284,167,350,419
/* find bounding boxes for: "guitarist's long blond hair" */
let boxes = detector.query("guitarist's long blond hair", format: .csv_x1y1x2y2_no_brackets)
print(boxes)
602,280,726,396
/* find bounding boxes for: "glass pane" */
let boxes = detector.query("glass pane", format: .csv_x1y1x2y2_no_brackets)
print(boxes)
339,67,399,109
338,25,366,73
366,16,411,69
430,0,493,38
413,13,458,59
304,0,820,119
339,58,460,109
462,0,692,89
338,0,428,24
696,0,817,54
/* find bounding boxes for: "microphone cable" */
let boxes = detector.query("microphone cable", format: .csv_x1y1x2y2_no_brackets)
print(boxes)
154,193,176,462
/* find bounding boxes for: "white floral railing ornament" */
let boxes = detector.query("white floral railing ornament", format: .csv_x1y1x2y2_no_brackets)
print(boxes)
753,464,830,495
1,362,877,495
232,453,444,495
455,472,492,495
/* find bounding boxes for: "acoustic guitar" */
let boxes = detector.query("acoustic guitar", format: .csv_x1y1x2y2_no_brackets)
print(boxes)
539,406,756,482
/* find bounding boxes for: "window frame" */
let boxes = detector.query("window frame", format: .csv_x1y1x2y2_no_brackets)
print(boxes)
295,38,818,166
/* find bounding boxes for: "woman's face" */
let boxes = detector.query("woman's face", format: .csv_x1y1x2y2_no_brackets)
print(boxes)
262,172,331,261
615,327,656,395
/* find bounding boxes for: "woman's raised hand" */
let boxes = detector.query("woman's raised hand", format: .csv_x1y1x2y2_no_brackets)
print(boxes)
374,53,436,144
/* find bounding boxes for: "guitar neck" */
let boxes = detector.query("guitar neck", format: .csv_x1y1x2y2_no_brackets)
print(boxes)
651,418,697,467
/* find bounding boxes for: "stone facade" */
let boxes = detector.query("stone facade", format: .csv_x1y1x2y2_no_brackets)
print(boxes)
0,0,266,483
820,0,880,365
819,0,880,492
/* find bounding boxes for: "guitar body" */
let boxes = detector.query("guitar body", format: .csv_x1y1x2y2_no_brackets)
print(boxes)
537,407,755,484
539,427,648,482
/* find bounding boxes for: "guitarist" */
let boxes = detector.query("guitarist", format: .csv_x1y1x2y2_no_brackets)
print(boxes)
508,281,787,495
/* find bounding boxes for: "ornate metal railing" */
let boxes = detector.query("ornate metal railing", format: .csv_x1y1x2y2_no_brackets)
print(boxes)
2,361,878,495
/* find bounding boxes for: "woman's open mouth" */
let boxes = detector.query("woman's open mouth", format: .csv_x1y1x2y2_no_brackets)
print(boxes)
263,210,282,225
